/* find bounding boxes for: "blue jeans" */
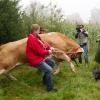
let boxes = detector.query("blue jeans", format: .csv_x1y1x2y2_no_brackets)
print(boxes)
79,44,88,64
36,58,55,91
45,58,55,68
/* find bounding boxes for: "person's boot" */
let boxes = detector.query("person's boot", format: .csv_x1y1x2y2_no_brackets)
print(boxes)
47,88,58,92
43,74,46,85
45,75,57,92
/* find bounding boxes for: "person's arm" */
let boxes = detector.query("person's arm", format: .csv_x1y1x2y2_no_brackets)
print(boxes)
80,28,88,37
28,36,50,56
42,41,56,51
83,31,88,37
42,41,51,50
75,32,79,39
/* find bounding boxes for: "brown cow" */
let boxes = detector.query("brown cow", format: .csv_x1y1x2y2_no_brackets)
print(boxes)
0,32,83,79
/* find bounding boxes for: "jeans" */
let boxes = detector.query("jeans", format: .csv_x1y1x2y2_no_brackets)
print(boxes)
36,58,55,91
79,44,88,64
45,58,55,68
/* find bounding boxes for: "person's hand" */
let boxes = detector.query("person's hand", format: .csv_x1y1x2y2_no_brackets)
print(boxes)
80,28,85,33
48,50,52,54
50,47,55,51
80,28,84,32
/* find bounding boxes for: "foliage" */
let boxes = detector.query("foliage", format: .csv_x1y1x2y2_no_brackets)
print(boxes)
0,0,25,44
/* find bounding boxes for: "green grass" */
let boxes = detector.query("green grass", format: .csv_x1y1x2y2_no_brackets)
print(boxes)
0,55,100,100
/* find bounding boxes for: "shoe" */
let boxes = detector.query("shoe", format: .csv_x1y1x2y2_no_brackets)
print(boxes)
47,88,58,92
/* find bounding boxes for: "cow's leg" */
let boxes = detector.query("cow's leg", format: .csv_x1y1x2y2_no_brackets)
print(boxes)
53,49,76,73
54,54,76,73
62,54,76,73
0,69,15,80
4,73,17,80
0,69,16,80
3,64,20,80
53,61,60,75
0,68,16,80
73,58,79,67
0,69,6,75
0,69,17,80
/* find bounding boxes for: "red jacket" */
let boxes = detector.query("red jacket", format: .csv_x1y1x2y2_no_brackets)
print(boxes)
26,33,51,67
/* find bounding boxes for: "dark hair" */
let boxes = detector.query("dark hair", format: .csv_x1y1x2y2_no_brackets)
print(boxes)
76,24,84,32
80,25,84,29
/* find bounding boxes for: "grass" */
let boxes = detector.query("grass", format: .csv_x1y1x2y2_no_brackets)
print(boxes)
0,54,100,100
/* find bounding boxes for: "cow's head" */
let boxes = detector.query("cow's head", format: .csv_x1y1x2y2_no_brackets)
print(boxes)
67,47,84,60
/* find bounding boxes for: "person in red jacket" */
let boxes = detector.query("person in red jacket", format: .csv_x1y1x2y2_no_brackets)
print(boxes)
26,24,57,92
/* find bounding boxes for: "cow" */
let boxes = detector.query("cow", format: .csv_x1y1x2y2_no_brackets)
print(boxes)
0,32,83,80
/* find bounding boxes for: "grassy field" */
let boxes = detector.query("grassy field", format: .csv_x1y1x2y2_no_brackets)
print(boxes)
0,52,100,100
0,0,100,99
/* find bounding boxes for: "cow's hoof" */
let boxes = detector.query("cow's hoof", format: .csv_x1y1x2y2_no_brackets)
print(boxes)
6,74,17,81
72,69,76,73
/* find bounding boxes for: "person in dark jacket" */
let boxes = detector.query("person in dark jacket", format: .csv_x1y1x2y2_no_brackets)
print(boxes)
26,24,57,92
95,35,100,63
92,35,100,81
75,25,89,64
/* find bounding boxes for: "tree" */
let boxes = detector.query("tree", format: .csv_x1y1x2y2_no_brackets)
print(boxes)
0,0,25,44
26,2,65,32
67,13,83,24
89,8,100,25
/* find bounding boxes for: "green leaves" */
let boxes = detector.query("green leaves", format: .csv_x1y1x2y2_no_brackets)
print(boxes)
0,0,25,44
